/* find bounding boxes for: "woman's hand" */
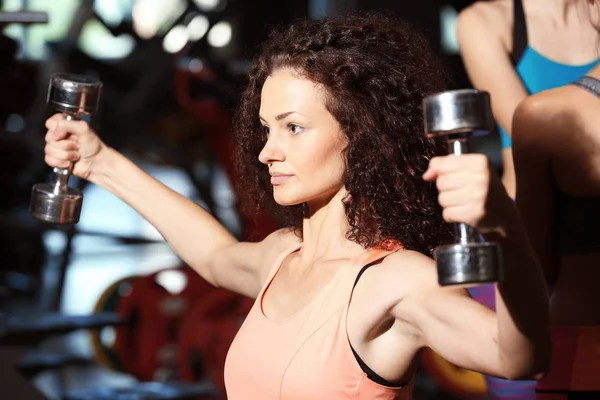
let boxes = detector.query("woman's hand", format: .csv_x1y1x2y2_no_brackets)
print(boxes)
44,113,106,180
423,154,514,237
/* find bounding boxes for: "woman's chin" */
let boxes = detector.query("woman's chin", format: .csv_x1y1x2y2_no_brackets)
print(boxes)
273,199,302,207
273,193,304,207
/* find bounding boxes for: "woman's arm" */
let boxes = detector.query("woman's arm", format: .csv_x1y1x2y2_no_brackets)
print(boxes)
393,154,551,380
457,3,528,135
45,115,294,298
93,147,281,297
512,96,558,287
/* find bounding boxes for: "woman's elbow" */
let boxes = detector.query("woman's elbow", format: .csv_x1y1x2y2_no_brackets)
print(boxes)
502,340,552,381
505,366,548,381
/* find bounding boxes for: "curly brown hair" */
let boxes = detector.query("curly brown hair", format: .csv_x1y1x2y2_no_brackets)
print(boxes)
232,12,452,255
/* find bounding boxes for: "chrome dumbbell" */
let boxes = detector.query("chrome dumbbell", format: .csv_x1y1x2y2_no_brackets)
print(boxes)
423,89,503,286
29,73,102,225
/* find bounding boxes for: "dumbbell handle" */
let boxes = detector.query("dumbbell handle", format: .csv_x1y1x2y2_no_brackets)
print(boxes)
447,133,480,245
51,114,77,196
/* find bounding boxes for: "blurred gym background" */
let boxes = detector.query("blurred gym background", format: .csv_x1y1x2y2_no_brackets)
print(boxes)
0,1,499,399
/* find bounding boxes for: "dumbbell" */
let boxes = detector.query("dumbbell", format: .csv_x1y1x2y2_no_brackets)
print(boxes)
422,89,503,286
29,73,102,225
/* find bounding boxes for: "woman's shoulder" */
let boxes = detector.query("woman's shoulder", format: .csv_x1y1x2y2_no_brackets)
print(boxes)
512,87,583,151
351,248,473,323
515,87,582,125
255,228,301,277
457,0,513,46
262,227,301,257
460,0,512,20
359,249,440,301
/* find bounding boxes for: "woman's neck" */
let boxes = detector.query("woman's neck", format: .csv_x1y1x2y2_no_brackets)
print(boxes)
299,188,366,267
528,0,588,24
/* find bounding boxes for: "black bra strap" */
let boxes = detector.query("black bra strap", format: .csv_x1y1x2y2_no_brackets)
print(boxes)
511,0,528,65
353,259,383,288
350,257,403,388
572,76,600,99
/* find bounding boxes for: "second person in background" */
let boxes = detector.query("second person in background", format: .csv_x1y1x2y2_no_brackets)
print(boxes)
458,0,599,199
457,0,598,398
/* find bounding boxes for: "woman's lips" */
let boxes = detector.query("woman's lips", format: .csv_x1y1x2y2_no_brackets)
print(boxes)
270,174,293,185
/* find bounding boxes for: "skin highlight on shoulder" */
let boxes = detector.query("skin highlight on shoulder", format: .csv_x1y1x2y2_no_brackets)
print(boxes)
458,0,513,49
512,87,582,153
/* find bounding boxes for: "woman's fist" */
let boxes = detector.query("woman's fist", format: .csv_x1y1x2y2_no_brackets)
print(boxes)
44,113,105,180
423,154,513,236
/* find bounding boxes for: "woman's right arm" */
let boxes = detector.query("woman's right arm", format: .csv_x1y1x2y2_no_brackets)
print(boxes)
44,114,292,298
512,96,559,287
457,3,528,136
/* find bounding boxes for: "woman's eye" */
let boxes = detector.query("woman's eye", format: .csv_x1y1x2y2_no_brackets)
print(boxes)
288,124,304,135
262,125,271,136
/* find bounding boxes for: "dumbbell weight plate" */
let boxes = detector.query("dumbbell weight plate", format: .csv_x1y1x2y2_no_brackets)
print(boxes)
29,183,83,225
47,73,102,115
423,89,494,136
434,242,503,286
89,275,137,371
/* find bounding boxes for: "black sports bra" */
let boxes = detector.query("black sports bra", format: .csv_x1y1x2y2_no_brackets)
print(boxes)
510,0,528,65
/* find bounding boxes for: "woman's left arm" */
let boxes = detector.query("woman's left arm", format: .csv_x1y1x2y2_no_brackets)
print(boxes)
396,154,551,380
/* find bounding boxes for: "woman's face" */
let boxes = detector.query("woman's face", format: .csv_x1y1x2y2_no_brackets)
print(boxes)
258,69,347,209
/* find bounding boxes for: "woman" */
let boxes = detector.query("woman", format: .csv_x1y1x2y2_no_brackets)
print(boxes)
43,14,550,399
458,3,597,397
458,0,599,199
513,1,600,397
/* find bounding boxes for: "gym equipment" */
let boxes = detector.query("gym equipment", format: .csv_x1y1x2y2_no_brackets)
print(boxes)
89,275,138,371
89,266,252,392
29,73,102,225
0,312,123,345
0,11,48,24
178,290,252,394
113,268,209,381
18,351,92,378
0,312,124,400
422,89,503,286
90,267,213,381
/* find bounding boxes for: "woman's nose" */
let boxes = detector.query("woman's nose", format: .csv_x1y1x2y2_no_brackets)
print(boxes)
258,136,285,165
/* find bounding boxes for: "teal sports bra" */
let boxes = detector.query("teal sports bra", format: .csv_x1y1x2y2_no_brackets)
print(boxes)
498,0,599,149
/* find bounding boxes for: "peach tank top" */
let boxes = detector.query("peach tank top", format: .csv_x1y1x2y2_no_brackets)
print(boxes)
224,242,414,399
